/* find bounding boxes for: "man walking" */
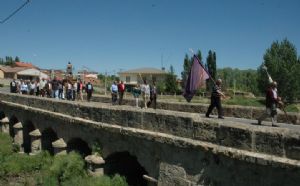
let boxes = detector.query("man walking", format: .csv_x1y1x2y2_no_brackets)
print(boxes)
141,80,150,109
10,79,17,93
118,81,125,105
205,79,225,119
86,81,93,102
257,81,281,126
111,81,118,105
149,81,157,109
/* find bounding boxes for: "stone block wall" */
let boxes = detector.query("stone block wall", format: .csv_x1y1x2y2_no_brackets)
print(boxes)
1,92,300,161
2,99,300,185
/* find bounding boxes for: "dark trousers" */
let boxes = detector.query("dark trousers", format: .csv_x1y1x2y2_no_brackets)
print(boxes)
112,93,118,105
118,92,124,105
87,91,92,102
149,95,157,109
58,89,63,99
206,96,223,117
72,90,76,101
67,90,72,100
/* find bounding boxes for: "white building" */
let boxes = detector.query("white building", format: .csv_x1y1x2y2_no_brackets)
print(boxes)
0,66,48,80
118,67,167,85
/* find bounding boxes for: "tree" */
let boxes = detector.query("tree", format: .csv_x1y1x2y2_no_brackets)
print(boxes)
181,50,202,88
206,50,217,79
165,65,178,94
257,39,300,102
206,50,217,91
196,50,202,62
15,56,20,62
181,54,191,88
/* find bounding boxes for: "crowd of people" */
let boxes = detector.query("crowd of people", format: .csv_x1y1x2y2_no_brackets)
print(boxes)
110,80,157,109
9,77,158,109
9,76,283,126
10,77,93,102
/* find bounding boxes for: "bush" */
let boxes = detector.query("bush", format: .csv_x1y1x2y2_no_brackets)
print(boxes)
49,152,86,183
3,151,52,176
61,174,128,186
0,133,129,185
0,133,14,157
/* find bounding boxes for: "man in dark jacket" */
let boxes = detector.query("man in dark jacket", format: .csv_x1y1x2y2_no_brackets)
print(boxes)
205,79,225,119
148,81,157,109
86,81,93,102
10,79,17,93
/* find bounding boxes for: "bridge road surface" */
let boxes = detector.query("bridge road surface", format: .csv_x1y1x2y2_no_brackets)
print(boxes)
1,87,298,131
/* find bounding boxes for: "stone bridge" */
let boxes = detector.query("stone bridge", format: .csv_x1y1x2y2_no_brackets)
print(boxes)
1,92,300,186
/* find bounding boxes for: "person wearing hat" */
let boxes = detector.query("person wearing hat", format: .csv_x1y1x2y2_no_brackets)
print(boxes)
205,79,225,119
257,81,281,126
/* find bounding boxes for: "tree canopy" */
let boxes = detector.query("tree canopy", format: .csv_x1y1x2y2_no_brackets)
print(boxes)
165,65,178,94
257,39,300,102
0,56,18,66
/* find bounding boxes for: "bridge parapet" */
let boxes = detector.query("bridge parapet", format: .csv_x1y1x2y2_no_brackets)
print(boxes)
88,95,300,125
1,92,300,161
2,95,300,185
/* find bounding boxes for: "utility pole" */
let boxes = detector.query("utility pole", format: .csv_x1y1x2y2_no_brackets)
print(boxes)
104,71,107,96
233,79,236,97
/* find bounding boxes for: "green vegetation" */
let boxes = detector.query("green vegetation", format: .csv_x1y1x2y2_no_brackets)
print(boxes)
0,133,128,186
258,39,300,102
223,96,264,107
165,65,180,94
0,56,19,66
218,68,259,95
181,39,300,102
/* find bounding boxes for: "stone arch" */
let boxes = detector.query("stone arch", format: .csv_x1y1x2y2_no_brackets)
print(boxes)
67,138,92,158
41,128,58,155
9,115,19,138
104,151,148,186
22,120,35,153
0,111,5,120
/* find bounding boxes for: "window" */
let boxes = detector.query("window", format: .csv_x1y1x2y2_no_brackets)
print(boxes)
152,76,156,82
126,76,130,83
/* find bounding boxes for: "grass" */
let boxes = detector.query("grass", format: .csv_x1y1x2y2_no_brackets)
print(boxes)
0,133,128,186
223,96,264,107
169,95,299,113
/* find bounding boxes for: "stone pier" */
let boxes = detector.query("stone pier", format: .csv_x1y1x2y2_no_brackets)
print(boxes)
13,122,24,153
85,154,105,176
52,138,67,155
0,117,10,134
29,129,41,155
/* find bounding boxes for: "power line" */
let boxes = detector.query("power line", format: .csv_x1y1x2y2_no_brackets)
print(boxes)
0,0,31,24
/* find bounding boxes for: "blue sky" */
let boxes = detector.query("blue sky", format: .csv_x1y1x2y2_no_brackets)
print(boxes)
0,0,299,76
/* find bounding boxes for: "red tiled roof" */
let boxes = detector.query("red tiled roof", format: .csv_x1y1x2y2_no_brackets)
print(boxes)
0,66,30,73
15,62,36,68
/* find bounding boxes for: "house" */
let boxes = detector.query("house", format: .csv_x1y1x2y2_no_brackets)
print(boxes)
40,69,65,80
0,66,48,80
118,67,167,85
15,62,37,69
